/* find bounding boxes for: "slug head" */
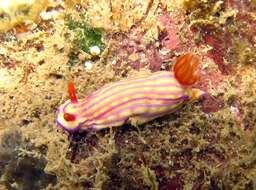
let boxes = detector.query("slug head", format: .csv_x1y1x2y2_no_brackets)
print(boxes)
56,81,82,132
173,53,200,86
63,112,76,122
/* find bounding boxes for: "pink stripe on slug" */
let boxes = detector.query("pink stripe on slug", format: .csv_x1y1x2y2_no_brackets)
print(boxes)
95,72,174,96
84,102,184,128
73,73,176,108
79,90,185,119
82,96,187,122
80,85,183,112
98,98,186,120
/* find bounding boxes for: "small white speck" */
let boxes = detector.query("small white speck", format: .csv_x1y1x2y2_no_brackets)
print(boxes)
84,61,93,70
89,46,101,56
111,60,117,65
125,140,129,143
160,64,165,69
40,10,60,20
230,106,239,115
159,49,170,55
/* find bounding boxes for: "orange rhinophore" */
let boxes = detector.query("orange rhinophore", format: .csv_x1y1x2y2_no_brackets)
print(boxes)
173,53,200,86
63,81,78,122
68,81,78,103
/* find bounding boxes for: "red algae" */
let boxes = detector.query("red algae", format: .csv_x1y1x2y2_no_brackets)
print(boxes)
204,34,233,75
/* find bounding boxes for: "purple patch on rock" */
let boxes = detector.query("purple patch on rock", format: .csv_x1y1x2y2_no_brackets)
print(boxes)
201,94,225,113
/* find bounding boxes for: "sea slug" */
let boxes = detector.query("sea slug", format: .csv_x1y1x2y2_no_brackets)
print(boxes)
56,53,205,132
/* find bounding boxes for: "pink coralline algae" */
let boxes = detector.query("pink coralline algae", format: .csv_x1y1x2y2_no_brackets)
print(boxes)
148,48,162,71
110,29,163,72
158,14,180,51
110,13,184,73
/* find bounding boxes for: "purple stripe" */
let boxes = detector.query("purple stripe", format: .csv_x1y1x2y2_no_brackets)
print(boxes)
95,72,174,95
99,99,185,119
76,82,179,109
82,95,188,121
83,117,128,130
73,73,175,108
80,94,187,118
79,85,183,113
85,105,180,127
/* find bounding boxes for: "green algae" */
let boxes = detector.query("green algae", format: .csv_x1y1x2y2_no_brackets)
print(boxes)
67,51,80,66
141,164,158,190
65,14,105,65
184,0,236,27
66,15,105,52
212,130,256,189
229,36,256,67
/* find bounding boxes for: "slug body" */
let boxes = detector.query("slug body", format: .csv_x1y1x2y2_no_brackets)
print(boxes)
57,54,205,132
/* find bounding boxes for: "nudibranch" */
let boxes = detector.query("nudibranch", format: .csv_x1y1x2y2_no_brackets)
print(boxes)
56,53,205,132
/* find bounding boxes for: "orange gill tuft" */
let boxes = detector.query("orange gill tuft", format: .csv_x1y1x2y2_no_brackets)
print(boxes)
173,53,200,86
